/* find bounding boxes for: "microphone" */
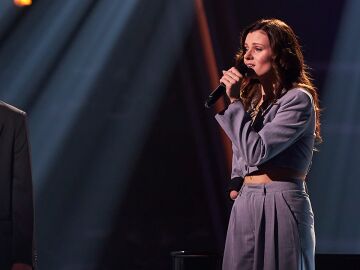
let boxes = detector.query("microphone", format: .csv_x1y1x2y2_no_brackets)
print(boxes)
204,61,254,108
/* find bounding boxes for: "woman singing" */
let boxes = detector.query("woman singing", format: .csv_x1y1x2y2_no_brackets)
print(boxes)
216,18,321,270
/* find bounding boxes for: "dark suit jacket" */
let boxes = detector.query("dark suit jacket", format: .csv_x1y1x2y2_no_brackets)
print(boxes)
0,101,34,268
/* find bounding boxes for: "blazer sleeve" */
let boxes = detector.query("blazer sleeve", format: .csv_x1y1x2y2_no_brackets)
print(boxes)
215,89,313,167
12,112,34,266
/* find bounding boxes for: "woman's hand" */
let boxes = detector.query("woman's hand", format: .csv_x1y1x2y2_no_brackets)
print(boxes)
220,67,243,103
229,190,239,200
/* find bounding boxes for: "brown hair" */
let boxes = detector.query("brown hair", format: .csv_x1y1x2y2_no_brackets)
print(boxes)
235,18,322,143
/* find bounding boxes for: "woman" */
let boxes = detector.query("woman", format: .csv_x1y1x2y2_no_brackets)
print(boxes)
216,19,321,270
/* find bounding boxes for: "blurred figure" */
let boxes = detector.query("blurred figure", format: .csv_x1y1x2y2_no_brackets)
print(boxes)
0,101,35,270
216,18,321,270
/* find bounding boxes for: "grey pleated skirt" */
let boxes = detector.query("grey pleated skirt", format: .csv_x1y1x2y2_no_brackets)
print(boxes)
223,180,315,270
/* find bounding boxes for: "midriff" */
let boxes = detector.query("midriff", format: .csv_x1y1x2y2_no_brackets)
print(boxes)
244,167,306,184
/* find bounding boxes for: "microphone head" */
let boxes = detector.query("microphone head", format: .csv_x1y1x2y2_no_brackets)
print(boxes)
236,60,255,78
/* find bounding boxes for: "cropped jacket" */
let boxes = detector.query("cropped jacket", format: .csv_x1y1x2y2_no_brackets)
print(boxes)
215,87,316,179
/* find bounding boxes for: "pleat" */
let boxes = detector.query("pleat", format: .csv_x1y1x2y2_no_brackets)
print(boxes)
276,191,301,269
253,191,301,270
253,193,265,270
264,193,278,270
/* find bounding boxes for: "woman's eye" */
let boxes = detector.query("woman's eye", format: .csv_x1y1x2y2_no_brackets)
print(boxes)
255,47,262,52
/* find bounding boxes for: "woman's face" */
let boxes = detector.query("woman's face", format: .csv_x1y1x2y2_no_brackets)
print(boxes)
243,30,274,78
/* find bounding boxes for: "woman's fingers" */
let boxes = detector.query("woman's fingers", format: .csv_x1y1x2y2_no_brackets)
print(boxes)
224,70,239,82
221,71,237,85
220,68,242,85
220,67,243,100
229,67,242,78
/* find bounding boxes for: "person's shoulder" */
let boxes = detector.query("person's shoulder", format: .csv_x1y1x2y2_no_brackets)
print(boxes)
279,87,313,105
0,100,26,119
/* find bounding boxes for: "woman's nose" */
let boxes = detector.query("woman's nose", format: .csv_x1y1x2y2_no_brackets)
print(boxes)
244,49,253,60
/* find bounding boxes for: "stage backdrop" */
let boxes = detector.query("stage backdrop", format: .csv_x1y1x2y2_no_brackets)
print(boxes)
0,0,359,269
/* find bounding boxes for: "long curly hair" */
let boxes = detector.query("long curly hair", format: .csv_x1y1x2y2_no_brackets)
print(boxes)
235,18,322,143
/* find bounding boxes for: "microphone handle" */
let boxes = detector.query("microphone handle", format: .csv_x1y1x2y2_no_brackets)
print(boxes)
204,83,226,108
204,61,254,108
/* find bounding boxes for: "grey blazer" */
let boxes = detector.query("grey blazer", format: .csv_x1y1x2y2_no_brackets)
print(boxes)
215,87,316,179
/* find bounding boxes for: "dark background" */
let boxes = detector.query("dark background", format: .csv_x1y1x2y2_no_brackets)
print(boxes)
0,0,359,269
